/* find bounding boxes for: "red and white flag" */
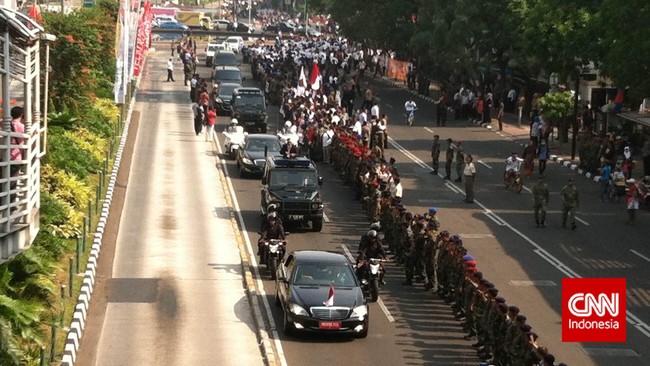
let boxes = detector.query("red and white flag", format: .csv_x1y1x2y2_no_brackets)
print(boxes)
299,66,308,88
323,284,335,306
310,61,321,91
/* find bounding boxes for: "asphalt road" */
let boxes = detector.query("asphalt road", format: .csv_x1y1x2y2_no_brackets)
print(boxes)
78,42,650,366
215,53,650,365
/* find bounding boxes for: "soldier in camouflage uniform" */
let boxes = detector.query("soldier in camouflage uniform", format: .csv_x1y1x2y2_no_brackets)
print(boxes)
454,140,465,182
422,221,438,290
532,175,550,228
561,178,580,230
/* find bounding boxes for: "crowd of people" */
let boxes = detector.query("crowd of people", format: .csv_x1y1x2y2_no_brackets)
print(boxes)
240,32,567,365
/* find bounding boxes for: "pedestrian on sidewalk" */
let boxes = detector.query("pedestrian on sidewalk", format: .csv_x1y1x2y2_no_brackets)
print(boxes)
464,154,476,203
532,176,549,228
170,40,175,56
205,106,216,142
625,179,640,224
516,94,526,127
431,134,441,174
561,178,579,230
166,58,175,82
444,138,455,180
538,140,550,176
497,98,505,131
192,102,204,136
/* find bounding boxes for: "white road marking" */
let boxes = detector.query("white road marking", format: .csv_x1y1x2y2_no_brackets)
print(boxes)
323,212,330,223
477,160,492,169
387,136,650,339
341,244,395,323
575,216,590,226
214,135,288,366
631,249,650,263
385,103,393,109
423,127,435,134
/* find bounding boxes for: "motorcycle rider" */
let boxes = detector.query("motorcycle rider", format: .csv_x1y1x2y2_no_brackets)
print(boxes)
504,151,524,183
404,98,417,124
260,204,283,231
258,212,286,260
358,222,381,254
227,118,240,133
356,229,386,284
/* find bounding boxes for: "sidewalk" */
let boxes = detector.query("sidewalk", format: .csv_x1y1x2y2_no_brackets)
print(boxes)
378,75,647,184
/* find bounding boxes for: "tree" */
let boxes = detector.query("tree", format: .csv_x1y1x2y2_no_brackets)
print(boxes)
593,0,650,103
539,91,575,142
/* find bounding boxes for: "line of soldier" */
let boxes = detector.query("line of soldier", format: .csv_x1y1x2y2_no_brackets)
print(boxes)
327,130,565,366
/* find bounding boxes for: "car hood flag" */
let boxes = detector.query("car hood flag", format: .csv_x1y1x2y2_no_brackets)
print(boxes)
323,284,335,306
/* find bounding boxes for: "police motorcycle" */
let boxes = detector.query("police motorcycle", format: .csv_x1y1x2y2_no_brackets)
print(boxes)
222,118,246,159
262,238,286,280
357,257,385,302
277,121,301,146
356,223,385,302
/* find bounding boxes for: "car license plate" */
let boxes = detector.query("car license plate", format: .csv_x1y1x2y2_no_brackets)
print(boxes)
289,215,304,221
319,321,341,330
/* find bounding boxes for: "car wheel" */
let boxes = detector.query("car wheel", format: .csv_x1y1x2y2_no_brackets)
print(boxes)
312,219,323,232
283,310,295,336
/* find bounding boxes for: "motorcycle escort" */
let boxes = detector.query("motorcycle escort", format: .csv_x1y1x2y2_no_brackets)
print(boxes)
357,258,385,302
261,238,286,280
222,121,246,159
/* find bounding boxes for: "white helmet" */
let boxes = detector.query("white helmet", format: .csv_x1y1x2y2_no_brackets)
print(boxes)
370,222,381,231
285,120,292,128
367,230,377,238
267,203,277,213
231,118,239,125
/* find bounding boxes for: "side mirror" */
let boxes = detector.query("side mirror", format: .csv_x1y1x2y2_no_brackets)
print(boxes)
318,177,323,186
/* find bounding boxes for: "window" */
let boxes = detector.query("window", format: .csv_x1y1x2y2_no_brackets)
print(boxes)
233,94,264,108
269,170,318,188
293,264,356,287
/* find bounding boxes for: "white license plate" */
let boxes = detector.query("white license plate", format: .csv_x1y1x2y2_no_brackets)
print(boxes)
288,215,304,221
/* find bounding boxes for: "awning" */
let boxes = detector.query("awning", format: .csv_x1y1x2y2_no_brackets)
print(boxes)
617,111,650,128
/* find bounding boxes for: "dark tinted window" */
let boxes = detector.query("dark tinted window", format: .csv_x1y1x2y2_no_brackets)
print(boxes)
245,138,281,152
214,69,241,82
218,84,239,97
269,170,318,188
292,264,356,287
215,53,238,66
232,93,264,108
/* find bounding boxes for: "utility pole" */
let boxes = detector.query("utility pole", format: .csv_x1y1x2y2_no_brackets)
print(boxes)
304,0,307,36
571,71,580,160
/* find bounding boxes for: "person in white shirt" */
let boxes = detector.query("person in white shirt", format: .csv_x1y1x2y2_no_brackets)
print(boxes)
504,152,524,181
353,119,363,136
322,126,335,164
370,102,380,120
507,88,517,112
359,109,368,124
166,58,174,82
391,177,403,200
404,99,417,124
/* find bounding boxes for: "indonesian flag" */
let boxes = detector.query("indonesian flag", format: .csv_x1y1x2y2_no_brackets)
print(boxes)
323,283,335,306
29,3,42,24
310,61,321,91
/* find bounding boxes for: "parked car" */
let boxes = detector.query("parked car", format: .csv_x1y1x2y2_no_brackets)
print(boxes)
275,250,369,338
213,18,231,30
236,134,281,177
227,22,253,33
212,82,241,114
158,22,189,31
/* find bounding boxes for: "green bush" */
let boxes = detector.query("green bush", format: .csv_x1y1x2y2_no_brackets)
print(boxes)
43,127,100,179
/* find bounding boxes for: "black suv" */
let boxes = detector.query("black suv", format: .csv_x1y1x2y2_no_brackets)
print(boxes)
261,157,324,231
230,87,268,133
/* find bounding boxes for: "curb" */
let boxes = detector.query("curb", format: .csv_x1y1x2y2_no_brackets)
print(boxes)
373,74,603,184
59,72,142,366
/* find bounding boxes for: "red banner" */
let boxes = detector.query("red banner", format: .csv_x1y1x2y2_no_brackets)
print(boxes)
133,1,153,77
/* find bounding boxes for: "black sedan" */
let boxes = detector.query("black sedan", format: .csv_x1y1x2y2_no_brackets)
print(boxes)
236,134,281,178
212,82,240,113
227,22,253,33
275,251,369,338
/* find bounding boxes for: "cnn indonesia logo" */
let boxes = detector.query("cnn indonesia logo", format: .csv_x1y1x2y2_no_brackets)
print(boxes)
562,278,626,342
